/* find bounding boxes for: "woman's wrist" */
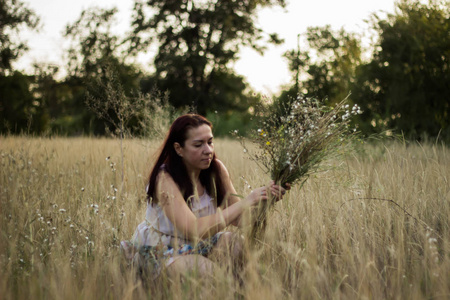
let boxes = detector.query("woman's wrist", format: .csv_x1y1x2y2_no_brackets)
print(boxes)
244,194,257,207
215,207,227,228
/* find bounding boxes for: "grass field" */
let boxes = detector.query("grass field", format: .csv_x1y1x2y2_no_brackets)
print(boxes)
1,136,449,299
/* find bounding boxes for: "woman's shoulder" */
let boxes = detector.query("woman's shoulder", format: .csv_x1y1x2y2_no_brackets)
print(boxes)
215,158,230,178
215,158,226,170
154,168,185,202
155,167,175,184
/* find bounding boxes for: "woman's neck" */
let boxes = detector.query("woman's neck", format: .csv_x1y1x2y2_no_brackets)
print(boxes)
186,169,203,195
186,167,201,182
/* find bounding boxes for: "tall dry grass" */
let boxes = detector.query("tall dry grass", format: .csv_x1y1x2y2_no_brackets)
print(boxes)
1,136,449,299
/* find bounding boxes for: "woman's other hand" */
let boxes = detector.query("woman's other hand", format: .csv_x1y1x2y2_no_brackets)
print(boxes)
246,181,290,206
269,181,290,202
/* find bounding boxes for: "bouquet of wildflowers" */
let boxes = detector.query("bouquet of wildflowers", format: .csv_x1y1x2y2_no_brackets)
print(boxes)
239,94,362,240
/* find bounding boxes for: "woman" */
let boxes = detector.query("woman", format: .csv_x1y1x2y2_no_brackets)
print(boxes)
122,114,288,279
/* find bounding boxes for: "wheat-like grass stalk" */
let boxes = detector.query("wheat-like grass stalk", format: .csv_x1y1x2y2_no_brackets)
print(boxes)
1,137,450,299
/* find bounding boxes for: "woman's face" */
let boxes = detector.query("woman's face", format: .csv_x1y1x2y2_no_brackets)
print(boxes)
175,124,214,174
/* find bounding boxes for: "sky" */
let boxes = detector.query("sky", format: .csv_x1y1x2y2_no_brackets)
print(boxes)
17,0,401,95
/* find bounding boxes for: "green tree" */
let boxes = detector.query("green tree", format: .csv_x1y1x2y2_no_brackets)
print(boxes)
65,7,126,79
0,71,48,134
353,0,450,140
61,7,142,135
30,64,77,134
128,0,285,115
0,0,40,74
0,0,42,134
281,26,362,105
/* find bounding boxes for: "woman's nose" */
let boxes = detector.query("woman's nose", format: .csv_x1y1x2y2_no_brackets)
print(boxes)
204,144,213,154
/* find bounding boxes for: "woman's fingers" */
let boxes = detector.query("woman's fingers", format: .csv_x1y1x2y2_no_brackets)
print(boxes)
250,183,289,205
259,188,267,198
250,187,268,204
269,183,288,200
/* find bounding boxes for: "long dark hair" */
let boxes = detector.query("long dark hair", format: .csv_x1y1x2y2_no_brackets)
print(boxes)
146,114,226,207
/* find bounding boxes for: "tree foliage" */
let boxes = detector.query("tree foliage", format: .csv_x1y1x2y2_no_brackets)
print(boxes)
2,0,449,142
0,72,48,134
281,26,362,105
65,7,124,79
0,0,39,74
280,1,449,142
128,0,285,115
62,7,143,135
353,0,450,140
0,0,43,133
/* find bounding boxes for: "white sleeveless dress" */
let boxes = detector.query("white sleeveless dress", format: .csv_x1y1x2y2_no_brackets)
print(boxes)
131,192,217,248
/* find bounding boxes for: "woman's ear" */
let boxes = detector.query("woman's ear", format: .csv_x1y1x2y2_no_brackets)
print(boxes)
174,142,183,157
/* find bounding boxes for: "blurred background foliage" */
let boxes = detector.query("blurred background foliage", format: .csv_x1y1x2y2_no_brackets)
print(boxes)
0,0,449,142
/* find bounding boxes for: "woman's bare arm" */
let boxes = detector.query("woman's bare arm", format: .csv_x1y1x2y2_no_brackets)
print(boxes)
156,171,267,240
216,160,289,227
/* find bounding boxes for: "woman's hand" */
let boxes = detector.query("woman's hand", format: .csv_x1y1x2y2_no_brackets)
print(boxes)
246,186,270,206
269,181,290,202
246,181,290,206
